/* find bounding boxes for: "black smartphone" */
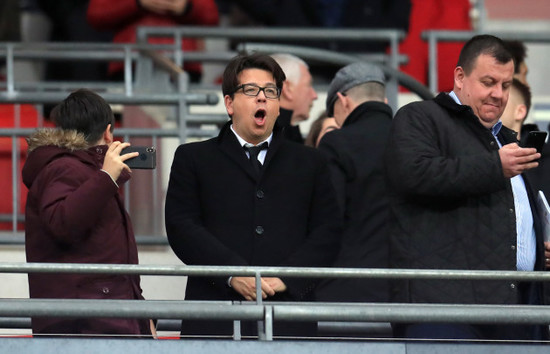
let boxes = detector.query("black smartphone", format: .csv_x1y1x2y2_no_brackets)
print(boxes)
522,131,547,154
121,146,156,169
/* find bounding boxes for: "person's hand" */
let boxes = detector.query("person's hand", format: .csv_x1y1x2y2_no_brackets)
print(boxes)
102,141,138,181
262,277,287,293
230,277,275,301
139,0,189,15
499,143,540,178
544,242,550,269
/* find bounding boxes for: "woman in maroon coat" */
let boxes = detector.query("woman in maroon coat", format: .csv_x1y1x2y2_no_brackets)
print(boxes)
22,89,153,336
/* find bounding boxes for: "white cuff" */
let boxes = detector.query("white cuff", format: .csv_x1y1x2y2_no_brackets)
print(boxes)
100,169,119,188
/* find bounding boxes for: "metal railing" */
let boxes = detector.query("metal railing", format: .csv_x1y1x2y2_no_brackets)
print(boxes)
135,26,415,112
0,41,225,235
0,27,434,239
1,263,550,342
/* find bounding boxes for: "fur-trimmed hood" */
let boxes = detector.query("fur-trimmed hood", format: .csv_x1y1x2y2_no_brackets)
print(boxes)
26,128,89,153
22,128,106,189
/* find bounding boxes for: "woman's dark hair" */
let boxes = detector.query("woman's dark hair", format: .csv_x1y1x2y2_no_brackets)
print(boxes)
305,111,330,147
51,89,114,144
457,35,513,75
222,53,286,98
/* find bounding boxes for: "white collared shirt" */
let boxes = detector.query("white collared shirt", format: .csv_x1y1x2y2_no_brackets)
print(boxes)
230,125,273,164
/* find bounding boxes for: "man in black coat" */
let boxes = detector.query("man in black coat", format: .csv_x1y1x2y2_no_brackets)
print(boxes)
315,62,392,304
385,35,549,340
165,53,342,338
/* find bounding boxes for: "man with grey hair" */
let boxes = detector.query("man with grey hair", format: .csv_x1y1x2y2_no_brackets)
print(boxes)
271,53,318,143
315,62,392,305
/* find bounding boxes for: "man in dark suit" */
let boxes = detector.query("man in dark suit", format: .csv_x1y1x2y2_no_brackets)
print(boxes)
315,62,392,304
165,53,342,338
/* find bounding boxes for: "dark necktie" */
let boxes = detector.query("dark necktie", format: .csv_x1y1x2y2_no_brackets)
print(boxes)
244,142,268,176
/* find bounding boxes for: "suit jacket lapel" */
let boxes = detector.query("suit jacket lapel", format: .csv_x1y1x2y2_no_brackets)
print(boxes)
217,121,258,181
262,127,283,171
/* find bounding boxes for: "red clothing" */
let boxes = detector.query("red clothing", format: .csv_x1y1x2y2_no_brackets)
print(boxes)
22,129,149,336
87,0,219,77
399,0,471,92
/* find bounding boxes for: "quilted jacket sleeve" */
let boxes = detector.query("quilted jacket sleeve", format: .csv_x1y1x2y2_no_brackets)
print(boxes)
385,101,508,199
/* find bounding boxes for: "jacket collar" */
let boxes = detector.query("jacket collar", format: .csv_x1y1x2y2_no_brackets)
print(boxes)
27,128,89,152
342,101,392,128
217,120,285,181
434,92,474,114
277,107,293,127
22,129,121,188
434,92,518,144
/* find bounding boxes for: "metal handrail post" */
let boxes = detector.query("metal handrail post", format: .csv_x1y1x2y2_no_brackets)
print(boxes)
151,135,159,234
264,305,273,341
123,133,131,214
476,0,487,33
175,32,183,68
255,271,265,340
11,130,18,233
233,319,242,340
177,71,189,143
386,31,400,112
254,271,262,305
124,46,133,96
6,43,14,96
428,32,438,94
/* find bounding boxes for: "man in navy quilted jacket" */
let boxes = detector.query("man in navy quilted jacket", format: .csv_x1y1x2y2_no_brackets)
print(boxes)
385,34,549,340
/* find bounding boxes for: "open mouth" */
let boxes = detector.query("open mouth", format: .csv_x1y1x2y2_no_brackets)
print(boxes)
254,108,266,125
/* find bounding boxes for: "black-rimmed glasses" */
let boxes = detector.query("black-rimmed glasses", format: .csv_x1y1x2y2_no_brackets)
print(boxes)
234,84,280,99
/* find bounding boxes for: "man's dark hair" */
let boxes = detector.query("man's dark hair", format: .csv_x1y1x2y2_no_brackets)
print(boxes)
512,78,532,119
457,35,513,75
504,40,527,74
222,53,286,98
51,89,114,144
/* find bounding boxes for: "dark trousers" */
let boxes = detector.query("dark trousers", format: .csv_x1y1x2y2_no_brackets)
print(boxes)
393,323,545,340
393,282,548,341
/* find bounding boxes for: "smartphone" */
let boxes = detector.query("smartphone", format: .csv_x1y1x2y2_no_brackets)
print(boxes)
121,146,156,169
521,131,547,154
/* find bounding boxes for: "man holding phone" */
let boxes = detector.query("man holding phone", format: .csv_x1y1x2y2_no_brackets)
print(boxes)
385,35,549,340
22,89,154,336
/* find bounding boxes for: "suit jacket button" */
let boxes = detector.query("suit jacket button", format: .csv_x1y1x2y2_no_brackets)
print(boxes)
102,287,110,294
255,226,264,235
256,190,264,199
